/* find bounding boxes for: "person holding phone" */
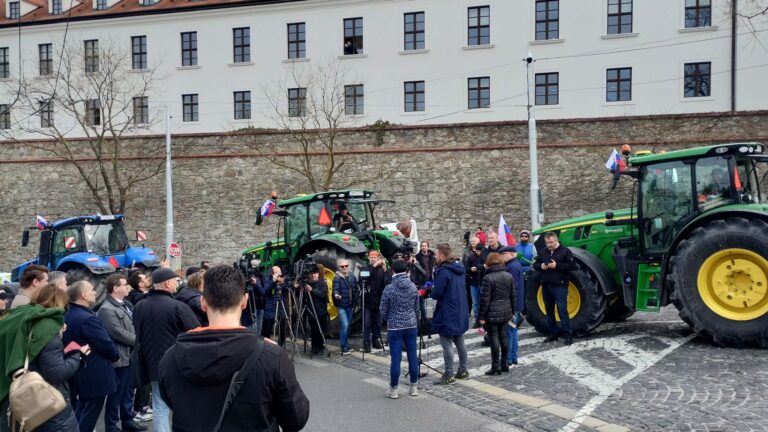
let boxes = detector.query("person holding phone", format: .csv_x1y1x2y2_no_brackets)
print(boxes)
535,232,577,345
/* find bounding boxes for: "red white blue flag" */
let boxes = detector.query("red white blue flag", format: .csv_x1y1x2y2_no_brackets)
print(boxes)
498,215,517,247
605,148,626,171
260,199,276,218
36,215,48,230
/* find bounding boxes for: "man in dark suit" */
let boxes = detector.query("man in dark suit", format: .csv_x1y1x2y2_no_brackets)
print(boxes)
98,274,147,432
64,280,120,432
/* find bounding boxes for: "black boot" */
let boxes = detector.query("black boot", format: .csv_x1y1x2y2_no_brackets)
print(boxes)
363,342,371,353
500,360,509,373
372,339,383,349
484,366,501,376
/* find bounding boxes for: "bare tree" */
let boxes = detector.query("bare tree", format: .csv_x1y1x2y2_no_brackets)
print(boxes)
1,39,164,214
257,59,384,192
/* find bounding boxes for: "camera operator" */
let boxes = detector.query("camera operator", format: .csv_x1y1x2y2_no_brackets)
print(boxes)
261,266,288,345
362,250,390,353
294,267,328,355
241,267,264,335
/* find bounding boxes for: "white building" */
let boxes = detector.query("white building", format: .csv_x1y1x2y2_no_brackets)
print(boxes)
0,0,766,138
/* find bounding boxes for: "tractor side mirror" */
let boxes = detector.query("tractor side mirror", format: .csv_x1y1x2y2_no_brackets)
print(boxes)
21,229,29,247
605,211,614,220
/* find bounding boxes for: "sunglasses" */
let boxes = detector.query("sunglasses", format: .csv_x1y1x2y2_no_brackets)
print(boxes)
339,265,349,268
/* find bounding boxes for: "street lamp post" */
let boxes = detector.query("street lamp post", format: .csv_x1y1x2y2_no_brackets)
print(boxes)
165,106,175,264
526,52,543,231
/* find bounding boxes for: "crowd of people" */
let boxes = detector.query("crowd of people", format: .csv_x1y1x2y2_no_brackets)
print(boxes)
0,260,309,432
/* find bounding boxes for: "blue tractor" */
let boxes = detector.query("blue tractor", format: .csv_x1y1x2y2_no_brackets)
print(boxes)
11,214,160,304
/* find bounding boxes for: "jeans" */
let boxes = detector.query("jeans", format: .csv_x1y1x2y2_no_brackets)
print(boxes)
104,366,132,430
151,381,171,432
388,327,419,387
438,334,468,376
486,322,509,368
338,307,352,352
251,308,265,336
133,383,151,412
508,312,522,362
543,285,572,338
470,285,480,321
363,308,381,345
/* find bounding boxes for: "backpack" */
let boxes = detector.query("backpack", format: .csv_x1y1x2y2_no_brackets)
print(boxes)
8,334,66,431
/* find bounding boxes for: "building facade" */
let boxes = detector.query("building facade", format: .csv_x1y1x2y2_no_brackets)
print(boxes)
0,0,766,138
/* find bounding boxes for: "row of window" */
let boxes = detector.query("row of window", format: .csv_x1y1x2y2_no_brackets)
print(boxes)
7,0,160,19
0,61,714,129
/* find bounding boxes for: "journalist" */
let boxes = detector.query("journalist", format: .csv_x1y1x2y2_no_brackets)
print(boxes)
261,266,289,345
362,250,389,353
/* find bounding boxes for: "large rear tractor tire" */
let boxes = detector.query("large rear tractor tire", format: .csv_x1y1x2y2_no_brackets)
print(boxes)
311,248,366,337
524,260,607,337
67,267,111,308
668,217,768,348
603,293,635,323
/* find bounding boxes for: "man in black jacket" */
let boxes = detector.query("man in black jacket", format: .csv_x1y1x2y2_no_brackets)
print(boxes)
133,268,200,432
362,250,390,352
159,266,309,432
534,232,577,345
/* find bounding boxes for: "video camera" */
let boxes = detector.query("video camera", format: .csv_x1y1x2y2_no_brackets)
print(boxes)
236,253,262,281
293,256,319,287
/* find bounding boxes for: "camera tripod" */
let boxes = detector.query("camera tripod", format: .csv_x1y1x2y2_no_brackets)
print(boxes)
408,297,443,379
295,282,329,358
271,287,301,360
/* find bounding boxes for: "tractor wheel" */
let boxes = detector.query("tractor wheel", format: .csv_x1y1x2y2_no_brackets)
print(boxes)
524,260,607,337
311,248,365,337
603,294,635,323
67,267,111,307
668,217,768,348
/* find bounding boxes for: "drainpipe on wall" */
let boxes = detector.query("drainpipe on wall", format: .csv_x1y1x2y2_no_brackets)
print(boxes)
731,0,737,112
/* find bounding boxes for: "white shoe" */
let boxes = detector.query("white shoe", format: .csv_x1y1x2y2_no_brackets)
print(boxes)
409,383,418,396
386,386,399,399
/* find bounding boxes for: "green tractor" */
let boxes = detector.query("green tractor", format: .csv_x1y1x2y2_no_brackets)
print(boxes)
240,189,416,321
524,142,768,347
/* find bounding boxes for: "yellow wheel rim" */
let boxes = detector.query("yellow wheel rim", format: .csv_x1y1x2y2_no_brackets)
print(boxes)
322,267,339,320
536,282,582,320
697,248,768,321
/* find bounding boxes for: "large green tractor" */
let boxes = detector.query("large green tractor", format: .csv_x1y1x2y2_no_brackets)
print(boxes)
524,142,768,347
240,189,416,321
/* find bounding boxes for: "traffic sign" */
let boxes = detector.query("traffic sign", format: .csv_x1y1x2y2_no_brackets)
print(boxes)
168,242,182,258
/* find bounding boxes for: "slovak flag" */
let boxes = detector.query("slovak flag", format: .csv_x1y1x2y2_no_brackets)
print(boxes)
36,215,48,230
498,215,517,247
605,148,626,172
260,199,276,218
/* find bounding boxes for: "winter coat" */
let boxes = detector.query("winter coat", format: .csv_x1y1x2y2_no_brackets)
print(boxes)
533,244,577,286
478,266,516,324
176,287,208,327
97,296,136,368
63,303,119,398
517,242,535,272
126,289,147,307
414,250,436,286
505,258,526,313
431,260,469,337
133,290,200,381
307,278,328,317
464,252,484,286
479,244,503,282
364,264,390,310
159,329,310,432
379,273,419,330
28,335,81,432
332,273,359,309
260,276,282,321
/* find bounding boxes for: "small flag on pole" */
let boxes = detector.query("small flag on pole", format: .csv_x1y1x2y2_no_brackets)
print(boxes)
36,215,48,230
259,199,276,218
605,148,626,172
498,215,517,247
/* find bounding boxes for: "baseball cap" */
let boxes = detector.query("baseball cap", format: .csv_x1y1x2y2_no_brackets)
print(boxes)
152,268,179,284
185,266,201,278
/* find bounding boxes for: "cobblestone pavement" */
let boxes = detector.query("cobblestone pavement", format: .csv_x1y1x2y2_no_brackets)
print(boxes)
304,305,768,432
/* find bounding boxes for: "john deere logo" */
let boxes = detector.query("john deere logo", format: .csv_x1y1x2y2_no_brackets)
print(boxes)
715,147,729,154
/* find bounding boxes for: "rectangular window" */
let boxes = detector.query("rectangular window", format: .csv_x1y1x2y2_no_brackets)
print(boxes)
40,99,53,128
468,76,490,109
96,0,107,10
467,6,490,46
343,18,364,55
234,91,251,120
140,0,155,5
288,88,307,117
404,81,425,112
9,2,19,20
535,72,559,105
0,104,10,129
84,40,99,73
344,84,364,115
685,0,711,28
131,36,147,70
607,0,632,34
233,27,250,63
684,62,711,97
181,32,198,66
133,96,148,124
85,100,101,126
287,23,306,59
182,94,198,122
0,47,8,79
536,0,559,40
39,44,53,76
52,0,62,15
404,12,425,51
606,67,632,102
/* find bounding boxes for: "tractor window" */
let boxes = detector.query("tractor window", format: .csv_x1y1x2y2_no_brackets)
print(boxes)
51,228,83,265
308,201,332,238
344,202,369,230
286,204,309,245
695,156,731,209
736,158,762,204
83,223,129,255
641,161,693,252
